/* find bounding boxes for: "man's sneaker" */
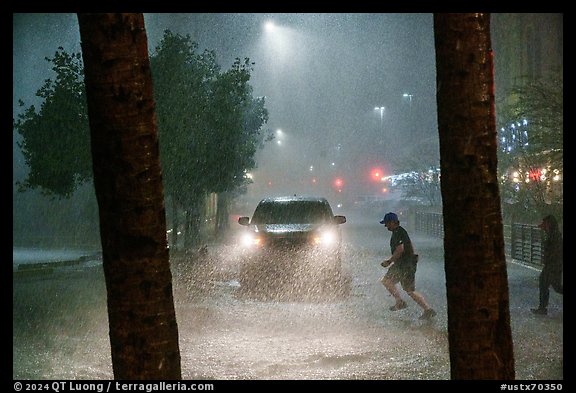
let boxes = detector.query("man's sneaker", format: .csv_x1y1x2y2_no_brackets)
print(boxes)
419,308,437,320
531,307,547,315
389,300,408,311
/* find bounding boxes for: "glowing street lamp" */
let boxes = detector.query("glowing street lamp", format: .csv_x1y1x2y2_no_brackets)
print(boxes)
374,106,385,143
264,21,276,32
402,93,413,105
276,128,284,146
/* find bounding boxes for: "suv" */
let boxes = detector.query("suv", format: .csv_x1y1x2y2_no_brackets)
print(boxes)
237,196,350,300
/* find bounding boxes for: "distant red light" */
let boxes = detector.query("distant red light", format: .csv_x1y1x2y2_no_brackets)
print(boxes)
529,167,541,182
370,167,384,182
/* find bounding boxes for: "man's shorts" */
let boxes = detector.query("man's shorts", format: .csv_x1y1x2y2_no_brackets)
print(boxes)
383,259,417,292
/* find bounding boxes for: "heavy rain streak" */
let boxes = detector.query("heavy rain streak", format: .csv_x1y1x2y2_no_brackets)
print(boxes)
13,14,563,380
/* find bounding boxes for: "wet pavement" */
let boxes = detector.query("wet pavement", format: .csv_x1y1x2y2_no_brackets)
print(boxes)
12,211,563,380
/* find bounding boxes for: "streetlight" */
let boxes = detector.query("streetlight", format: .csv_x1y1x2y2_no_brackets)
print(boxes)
402,93,414,109
276,128,284,146
374,106,385,143
402,93,413,140
264,21,276,32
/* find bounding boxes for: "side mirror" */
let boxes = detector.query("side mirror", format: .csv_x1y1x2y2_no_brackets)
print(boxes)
238,216,250,226
334,215,346,224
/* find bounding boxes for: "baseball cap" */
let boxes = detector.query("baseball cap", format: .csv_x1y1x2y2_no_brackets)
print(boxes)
380,212,398,224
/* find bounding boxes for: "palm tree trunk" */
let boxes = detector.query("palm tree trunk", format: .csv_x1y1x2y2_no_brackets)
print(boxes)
77,13,181,379
434,13,515,379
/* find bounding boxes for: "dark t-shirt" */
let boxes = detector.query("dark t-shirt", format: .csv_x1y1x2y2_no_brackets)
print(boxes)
390,225,415,264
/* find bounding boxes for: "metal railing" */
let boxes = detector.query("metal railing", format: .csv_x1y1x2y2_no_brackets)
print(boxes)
510,223,543,266
415,211,444,238
413,211,543,267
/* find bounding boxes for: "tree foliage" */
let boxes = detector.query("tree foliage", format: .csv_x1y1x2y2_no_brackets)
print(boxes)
391,135,441,207
496,74,563,220
149,30,269,245
498,74,562,163
14,31,270,209
14,49,91,198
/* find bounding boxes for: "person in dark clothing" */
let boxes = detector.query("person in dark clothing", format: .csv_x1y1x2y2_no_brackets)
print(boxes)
531,214,563,315
379,212,436,320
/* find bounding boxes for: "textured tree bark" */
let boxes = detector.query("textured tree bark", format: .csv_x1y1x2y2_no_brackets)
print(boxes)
77,13,182,379
434,13,515,379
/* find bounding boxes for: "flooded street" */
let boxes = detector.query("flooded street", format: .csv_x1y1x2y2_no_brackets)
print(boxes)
12,12,563,384
13,211,562,380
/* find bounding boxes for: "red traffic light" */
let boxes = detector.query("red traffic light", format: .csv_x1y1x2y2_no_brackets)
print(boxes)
370,167,384,182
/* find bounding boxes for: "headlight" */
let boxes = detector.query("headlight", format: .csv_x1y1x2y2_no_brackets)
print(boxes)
313,230,338,247
240,232,264,248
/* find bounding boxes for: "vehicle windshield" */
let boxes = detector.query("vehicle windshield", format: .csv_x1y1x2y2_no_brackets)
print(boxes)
251,201,333,224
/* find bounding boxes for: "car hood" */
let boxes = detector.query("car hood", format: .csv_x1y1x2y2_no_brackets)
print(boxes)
252,223,324,234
